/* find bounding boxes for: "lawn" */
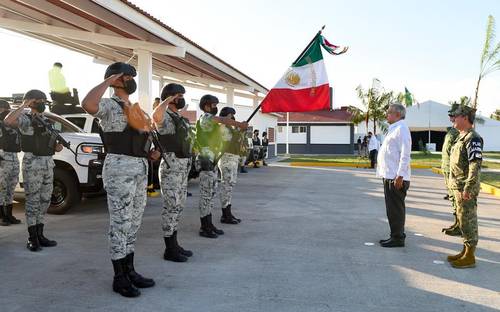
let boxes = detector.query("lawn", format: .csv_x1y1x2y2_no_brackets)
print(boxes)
484,152,500,160
482,172,500,188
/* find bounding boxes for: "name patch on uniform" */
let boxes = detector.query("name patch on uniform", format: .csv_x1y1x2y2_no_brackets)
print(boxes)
468,137,483,161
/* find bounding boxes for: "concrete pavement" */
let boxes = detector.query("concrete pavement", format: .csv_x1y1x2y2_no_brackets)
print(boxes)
1,164,500,312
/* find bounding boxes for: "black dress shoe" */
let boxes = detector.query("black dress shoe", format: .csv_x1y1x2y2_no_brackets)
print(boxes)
379,237,391,244
380,237,405,248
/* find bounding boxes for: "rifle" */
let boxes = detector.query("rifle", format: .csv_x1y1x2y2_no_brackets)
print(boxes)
149,129,170,169
32,114,76,156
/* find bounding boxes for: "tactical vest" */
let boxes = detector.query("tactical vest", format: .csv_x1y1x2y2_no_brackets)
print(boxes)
158,110,192,158
196,115,220,154
224,128,242,155
99,99,151,158
20,115,56,156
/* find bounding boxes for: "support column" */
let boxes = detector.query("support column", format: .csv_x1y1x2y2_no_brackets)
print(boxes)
226,87,234,107
135,49,153,114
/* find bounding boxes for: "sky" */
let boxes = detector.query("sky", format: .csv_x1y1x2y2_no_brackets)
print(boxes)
0,0,499,116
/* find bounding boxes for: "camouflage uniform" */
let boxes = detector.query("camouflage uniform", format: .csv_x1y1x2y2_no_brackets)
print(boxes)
441,127,460,210
157,108,192,237
449,128,483,248
196,112,221,218
218,125,240,208
96,96,148,260
0,151,20,208
18,114,55,226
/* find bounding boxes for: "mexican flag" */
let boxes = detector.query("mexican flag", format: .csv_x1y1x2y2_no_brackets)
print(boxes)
261,34,347,113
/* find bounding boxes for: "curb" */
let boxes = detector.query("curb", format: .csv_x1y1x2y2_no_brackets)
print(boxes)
431,167,499,198
289,162,432,169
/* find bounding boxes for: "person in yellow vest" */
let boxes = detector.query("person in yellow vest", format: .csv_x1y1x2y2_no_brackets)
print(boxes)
48,62,70,95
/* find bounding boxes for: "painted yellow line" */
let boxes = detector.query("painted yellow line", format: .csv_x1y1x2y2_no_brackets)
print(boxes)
430,167,499,198
289,162,432,169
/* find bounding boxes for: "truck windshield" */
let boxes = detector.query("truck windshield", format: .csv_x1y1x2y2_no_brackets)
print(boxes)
46,114,83,133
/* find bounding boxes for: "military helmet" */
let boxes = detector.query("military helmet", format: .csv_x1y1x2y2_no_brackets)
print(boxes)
199,94,219,110
448,103,459,116
219,106,236,117
104,62,137,79
160,83,186,101
23,89,47,101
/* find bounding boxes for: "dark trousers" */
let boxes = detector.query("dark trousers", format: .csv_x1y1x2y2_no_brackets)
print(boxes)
369,150,378,168
383,178,410,239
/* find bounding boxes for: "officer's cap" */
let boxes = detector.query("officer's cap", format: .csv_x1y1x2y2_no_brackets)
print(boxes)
23,89,48,102
219,107,236,117
0,100,10,109
160,83,186,101
104,62,137,79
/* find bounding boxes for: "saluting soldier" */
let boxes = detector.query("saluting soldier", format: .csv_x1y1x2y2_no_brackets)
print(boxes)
0,100,22,226
82,62,157,297
447,105,483,269
152,83,193,262
218,106,243,224
195,95,247,238
4,90,60,251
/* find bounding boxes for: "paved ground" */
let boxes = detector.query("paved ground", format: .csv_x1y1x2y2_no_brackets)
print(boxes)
1,164,500,312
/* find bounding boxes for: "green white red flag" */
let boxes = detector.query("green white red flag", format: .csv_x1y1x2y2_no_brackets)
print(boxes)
261,34,347,113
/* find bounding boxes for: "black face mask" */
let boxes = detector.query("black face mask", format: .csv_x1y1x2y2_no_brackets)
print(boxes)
123,79,137,95
32,102,46,113
231,116,235,120
210,107,218,115
175,98,186,110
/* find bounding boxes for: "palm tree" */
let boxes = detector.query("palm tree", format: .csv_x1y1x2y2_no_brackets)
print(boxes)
490,109,500,120
450,96,485,124
474,15,500,109
353,79,394,135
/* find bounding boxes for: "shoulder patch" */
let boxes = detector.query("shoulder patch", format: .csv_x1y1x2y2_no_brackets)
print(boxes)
467,136,483,161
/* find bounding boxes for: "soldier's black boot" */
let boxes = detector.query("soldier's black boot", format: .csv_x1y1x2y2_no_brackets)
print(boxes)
173,231,193,257
36,224,57,247
123,253,155,288
6,204,21,224
208,214,224,235
26,225,41,252
240,166,248,173
163,236,188,262
112,258,140,298
199,216,218,238
221,205,240,224
0,205,10,226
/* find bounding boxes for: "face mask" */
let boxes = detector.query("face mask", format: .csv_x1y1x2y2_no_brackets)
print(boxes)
175,98,186,110
231,116,235,120
123,79,137,95
32,102,46,113
210,107,218,115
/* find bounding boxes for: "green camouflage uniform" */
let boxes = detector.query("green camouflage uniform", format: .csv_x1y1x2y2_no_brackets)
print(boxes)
449,128,483,248
157,108,192,237
441,127,460,209
95,96,148,260
218,125,241,209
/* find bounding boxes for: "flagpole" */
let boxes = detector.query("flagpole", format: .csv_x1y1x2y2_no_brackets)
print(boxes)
286,112,290,155
245,26,326,123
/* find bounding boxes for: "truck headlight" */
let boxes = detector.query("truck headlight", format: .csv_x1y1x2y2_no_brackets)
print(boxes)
80,144,104,154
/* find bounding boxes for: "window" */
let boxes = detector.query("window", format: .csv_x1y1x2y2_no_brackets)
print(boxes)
267,127,275,142
277,126,283,133
46,115,81,133
292,126,307,133
65,117,86,130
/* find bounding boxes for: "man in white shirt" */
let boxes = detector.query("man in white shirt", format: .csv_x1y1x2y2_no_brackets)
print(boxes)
368,132,379,168
376,103,412,248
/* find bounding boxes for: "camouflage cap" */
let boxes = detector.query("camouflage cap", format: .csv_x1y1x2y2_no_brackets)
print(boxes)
454,105,476,122
447,103,459,116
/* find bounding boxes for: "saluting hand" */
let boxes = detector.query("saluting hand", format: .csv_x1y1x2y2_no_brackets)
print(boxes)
105,73,124,85
239,121,248,130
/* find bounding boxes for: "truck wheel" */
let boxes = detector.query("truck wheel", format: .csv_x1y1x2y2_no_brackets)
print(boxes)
48,168,81,215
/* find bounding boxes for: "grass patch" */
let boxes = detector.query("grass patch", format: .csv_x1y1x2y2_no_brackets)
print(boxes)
484,152,500,160
482,172,500,188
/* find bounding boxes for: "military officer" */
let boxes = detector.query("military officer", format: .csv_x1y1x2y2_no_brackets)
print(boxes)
441,103,461,236
195,94,247,238
218,106,243,224
447,105,483,268
0,100,22,226
4,90,60,250
152,83,193,262
82,62,156,297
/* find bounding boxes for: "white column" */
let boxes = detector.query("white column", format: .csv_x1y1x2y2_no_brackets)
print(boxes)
286,112,290,155
226,87,234,107
159,77,166,94
135,49,153,114
252,91,259,109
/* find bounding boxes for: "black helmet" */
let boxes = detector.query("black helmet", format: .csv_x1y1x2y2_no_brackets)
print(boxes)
0,100,10,109
199,94,219,110
160,83,186,101
23,89,47,101
219,106,236,117
104,62,137,79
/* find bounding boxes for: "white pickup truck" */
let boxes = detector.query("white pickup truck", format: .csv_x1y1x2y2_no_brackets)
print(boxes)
15,111,105,214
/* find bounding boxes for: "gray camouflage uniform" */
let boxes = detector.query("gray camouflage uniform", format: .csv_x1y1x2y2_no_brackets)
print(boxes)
95,96,148,260
157,108,192,237
0,150,19,208
218,125,240,208
18,114,54,226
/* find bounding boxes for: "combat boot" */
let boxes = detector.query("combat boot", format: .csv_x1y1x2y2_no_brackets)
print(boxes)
5,204,21,224
221,205,240,224
112,258,140,297
240,166,248,173
447,245,466,262
123,253,155,288
173,231,193,257
0,205,10,226
26,225,41,252
444,226,462,236
207,214,224,235
451,245,476,268
441,213,458,233
36,224,57,247
163,236,188,262
199,216,218,238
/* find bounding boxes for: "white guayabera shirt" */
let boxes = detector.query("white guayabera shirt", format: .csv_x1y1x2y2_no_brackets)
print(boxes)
376,119,412,181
